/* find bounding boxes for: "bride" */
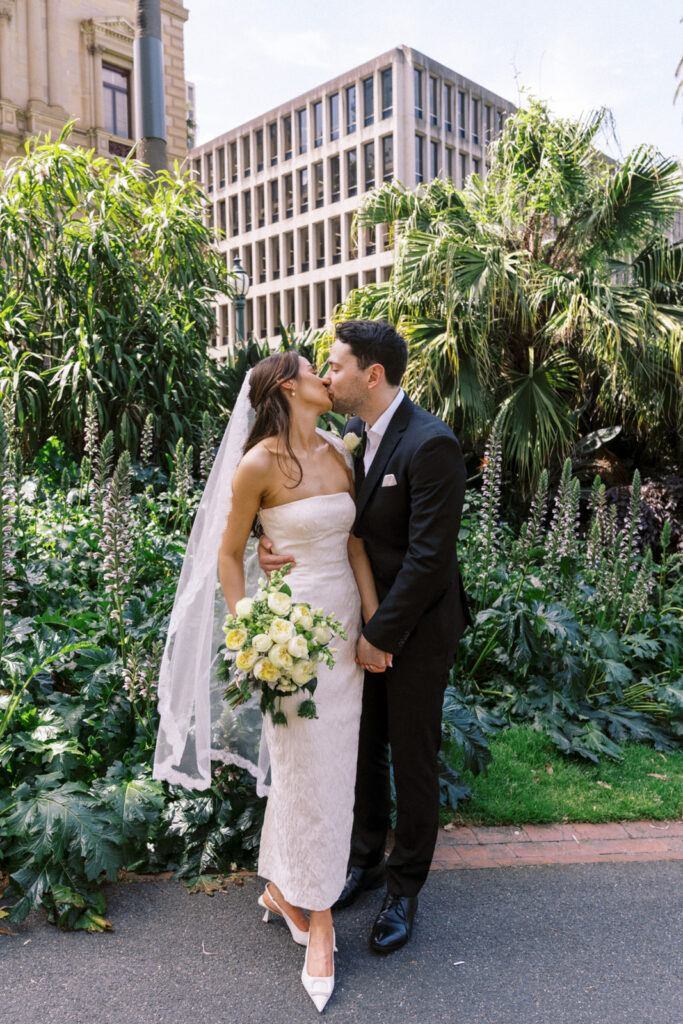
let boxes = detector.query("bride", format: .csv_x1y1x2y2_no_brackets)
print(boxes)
154,350,380,1013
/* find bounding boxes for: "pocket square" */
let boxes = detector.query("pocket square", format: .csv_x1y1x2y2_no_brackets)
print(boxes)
381,474,397,487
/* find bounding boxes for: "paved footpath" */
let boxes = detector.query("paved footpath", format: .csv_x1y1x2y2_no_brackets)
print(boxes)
431,818,683,869
2,822,682,1024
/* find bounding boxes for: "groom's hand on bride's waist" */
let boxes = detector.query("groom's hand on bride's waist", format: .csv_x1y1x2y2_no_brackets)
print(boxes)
258,535,296,577
356,635,393,674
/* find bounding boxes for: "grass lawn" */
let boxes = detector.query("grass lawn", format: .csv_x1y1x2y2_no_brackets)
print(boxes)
447,726,683,825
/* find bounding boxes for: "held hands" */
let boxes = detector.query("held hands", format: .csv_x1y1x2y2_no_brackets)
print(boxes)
356,635,393,674
258,534,296,577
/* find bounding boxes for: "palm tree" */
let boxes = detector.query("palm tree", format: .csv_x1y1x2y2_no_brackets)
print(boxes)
339,99,682,490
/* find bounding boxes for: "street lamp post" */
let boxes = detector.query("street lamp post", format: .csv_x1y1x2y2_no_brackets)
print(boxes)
134,0,167,173
232,256,250,347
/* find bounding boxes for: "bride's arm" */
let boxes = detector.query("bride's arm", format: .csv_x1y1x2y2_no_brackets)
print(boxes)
217,449,270,614
347,533,379,625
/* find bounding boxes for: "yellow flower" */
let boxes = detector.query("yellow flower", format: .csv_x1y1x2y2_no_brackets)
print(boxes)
235,647,259,671
224,627,248,650
268,643,294,670
269,617,295,644
290,604,314,630
267,590,292,615
254,658,280,683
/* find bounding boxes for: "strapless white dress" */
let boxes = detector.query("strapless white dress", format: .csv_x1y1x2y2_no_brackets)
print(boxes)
257,491,364,911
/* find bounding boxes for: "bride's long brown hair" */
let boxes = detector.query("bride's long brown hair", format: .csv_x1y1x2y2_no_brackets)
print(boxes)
243,351,303,487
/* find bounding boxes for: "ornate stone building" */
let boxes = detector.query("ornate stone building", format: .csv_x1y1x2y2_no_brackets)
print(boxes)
0,0,188,165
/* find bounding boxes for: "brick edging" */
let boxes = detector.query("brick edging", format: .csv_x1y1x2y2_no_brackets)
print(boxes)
431,820,683,870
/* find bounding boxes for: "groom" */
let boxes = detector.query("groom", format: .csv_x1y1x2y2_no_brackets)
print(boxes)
261,319,470,953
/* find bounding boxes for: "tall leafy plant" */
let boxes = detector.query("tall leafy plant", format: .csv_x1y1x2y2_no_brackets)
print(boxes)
0,126,231,462
340,100,683,489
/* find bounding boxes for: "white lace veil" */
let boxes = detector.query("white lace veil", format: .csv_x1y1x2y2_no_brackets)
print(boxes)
152,370,269,794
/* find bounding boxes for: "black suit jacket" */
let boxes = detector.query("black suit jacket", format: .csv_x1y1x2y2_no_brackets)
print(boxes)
345,395,472,660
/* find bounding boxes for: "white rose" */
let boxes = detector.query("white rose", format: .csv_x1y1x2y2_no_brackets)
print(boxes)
252,633,273,652
253,658,280,683
343,431,362,454
267,590,292,615
269,617,295,643
290,659,317,685
287,634,309,659
312,624,332,645
276,680,298,694
268,643,295,670
235,597,254,619
290,604,314,630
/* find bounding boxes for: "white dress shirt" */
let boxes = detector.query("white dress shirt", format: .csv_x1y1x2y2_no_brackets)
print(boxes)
363,388,405,474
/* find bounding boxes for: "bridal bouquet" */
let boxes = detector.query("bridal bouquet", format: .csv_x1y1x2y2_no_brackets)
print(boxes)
218,565,347,725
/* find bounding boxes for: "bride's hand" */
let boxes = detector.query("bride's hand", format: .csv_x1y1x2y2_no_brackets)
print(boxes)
258,534,296,577
356,635,393,673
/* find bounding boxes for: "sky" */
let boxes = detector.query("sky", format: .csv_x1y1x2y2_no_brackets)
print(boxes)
184,0,682,162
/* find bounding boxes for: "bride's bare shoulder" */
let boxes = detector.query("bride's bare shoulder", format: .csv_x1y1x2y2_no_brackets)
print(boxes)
233,441,276,488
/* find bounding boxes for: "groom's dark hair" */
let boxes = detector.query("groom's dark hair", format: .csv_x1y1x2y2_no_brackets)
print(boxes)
335,319,408,386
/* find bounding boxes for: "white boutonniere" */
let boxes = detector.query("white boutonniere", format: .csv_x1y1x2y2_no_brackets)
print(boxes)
343,431,363,458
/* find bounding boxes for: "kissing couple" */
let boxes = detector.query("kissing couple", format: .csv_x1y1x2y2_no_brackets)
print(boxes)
154,319,471,1012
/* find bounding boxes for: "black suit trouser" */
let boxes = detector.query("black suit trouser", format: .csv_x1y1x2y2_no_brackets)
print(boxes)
348,645,451,897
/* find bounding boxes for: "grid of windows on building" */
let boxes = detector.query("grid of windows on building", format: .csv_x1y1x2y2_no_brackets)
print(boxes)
103,65,130,138
195,50,513,351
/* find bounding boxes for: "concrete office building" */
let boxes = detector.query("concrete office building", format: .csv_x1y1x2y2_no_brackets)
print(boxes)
0,0,189,166
190,45,514,356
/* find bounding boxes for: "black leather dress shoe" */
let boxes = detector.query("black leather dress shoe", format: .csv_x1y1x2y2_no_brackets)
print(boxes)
369,893,418,954
333,863,386,910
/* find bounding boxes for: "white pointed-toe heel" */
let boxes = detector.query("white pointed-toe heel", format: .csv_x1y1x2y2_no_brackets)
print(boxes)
257,883,309,946
301,928,335,1013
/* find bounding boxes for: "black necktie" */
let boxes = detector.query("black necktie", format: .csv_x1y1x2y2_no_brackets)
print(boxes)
356,429,367,489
